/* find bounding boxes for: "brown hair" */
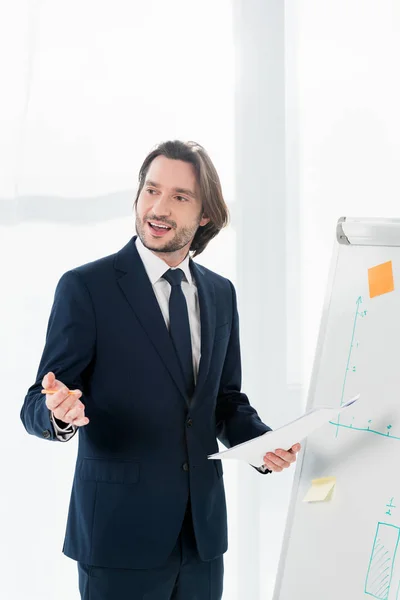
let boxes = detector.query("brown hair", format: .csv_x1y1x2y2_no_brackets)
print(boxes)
134,140,229,256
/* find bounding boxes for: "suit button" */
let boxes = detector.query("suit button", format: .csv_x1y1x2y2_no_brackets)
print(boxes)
182,462,189,472
187,418,193,427
42,430,51,439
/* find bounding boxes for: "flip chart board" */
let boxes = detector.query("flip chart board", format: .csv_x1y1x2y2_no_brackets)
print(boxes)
274,217,400,600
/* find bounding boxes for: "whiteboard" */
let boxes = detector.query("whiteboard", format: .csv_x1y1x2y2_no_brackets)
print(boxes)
274,217,400,600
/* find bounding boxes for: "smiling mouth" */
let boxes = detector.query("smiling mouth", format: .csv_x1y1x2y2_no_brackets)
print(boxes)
148,221,171,230
147,221,173,236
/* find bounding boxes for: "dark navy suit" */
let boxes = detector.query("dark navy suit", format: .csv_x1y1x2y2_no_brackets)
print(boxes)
20,236,271,592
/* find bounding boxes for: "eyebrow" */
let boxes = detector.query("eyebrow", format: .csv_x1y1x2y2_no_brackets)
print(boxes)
145,179,197,199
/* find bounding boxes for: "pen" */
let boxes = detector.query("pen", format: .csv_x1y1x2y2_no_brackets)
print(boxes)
41,389,80,395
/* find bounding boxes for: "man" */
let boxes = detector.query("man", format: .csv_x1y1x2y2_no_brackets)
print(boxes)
20,140,300,600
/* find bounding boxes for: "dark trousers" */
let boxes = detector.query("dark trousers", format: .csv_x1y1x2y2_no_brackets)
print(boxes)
77,501,224,600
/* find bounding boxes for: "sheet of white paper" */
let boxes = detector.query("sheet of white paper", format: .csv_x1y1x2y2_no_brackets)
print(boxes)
208,394,360,468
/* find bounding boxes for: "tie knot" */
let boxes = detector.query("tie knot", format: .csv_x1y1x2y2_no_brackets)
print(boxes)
162,268,185,287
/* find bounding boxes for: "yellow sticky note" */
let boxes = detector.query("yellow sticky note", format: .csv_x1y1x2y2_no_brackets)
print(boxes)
368,261,394,299
303,477,336,502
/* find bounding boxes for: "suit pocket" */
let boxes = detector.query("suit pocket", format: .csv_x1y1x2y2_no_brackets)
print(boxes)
214,323,230,342
79,458,140,484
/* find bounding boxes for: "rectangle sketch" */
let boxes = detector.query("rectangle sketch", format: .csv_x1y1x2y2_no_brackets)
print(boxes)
365,522,400,599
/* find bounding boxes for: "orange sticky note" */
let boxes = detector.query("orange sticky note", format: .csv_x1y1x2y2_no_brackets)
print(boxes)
368,261,394,298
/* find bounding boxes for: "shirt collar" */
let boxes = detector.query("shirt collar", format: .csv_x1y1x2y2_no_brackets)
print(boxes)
135,236,193,286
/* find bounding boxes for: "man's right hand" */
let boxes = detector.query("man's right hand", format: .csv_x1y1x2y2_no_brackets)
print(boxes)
42,371,90,427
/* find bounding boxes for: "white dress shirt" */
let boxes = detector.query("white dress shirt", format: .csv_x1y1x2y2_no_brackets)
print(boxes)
51,237,201,440
135,236,201,381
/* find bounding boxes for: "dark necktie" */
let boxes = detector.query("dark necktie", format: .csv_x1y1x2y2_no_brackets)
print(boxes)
162,268,195,398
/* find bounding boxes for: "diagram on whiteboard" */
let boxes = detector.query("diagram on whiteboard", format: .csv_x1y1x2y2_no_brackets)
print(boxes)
365,498,400,599
329,285,400,441
365,521,400,599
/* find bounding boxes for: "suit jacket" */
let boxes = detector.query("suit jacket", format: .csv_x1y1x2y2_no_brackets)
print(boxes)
20,236,271,569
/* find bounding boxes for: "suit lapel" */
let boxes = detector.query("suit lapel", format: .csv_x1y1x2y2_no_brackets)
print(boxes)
115,237,189,404
190,260,216,404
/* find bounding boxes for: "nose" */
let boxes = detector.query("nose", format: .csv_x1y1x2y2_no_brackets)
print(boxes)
152,192,171,216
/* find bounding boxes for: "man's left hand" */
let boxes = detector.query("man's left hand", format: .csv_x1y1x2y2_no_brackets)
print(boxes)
263,442,301,473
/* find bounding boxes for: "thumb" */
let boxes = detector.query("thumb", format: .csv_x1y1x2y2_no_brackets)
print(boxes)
42,371,56,390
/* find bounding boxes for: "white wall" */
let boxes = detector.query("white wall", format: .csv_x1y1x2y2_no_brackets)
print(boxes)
233,2,302,598
286,0,400,389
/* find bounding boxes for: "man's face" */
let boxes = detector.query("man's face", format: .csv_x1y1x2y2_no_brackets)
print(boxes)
135,156,209,255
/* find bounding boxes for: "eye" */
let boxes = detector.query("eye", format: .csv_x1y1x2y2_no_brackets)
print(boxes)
146,188,156,195
176,195,188,202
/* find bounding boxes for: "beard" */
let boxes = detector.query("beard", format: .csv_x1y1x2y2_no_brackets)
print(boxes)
135,213,202,254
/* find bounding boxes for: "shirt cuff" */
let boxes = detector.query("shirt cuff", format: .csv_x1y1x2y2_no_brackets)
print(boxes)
254,464,272,474
49,411,77,442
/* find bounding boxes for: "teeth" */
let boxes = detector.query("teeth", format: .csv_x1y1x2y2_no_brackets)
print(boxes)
150,222,169,229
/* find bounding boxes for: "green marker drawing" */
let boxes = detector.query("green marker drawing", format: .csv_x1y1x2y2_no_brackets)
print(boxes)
332,298,400,441
336,296,362,437
365,522,400,599
329,421,400,441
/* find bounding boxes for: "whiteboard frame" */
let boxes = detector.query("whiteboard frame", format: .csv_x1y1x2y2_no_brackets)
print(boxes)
272,216,343,600
338,216,400,246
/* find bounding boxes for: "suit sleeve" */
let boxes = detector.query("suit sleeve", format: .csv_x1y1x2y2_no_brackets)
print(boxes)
20,269,96,442
215,280,272,473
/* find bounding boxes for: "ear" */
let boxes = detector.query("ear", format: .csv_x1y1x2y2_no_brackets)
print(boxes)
199,214,210,227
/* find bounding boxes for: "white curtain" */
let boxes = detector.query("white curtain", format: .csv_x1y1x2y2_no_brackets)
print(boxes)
0,2,240,598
